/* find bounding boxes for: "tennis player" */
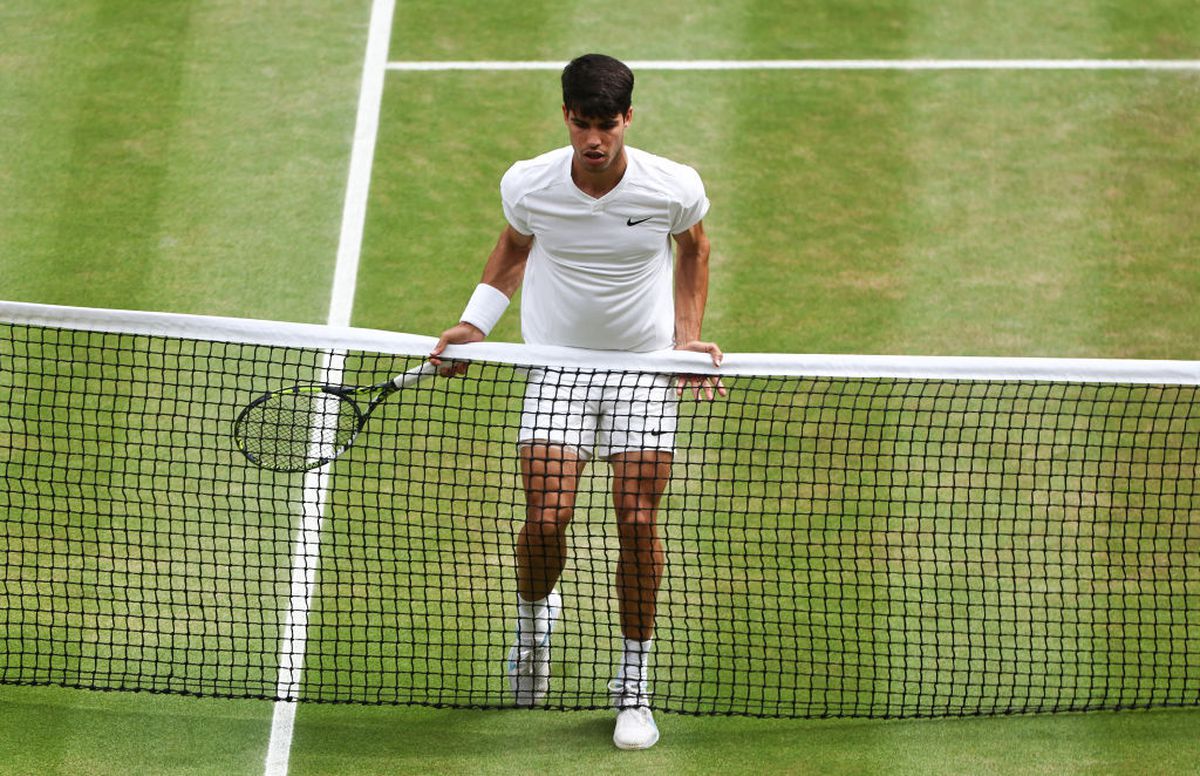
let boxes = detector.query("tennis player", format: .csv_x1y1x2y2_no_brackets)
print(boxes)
430,53,723,750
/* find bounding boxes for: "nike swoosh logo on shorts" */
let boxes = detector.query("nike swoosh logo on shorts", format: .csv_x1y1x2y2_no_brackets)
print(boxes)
626,216,652,226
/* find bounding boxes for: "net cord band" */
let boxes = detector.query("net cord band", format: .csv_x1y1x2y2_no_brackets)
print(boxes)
4,299,1199,384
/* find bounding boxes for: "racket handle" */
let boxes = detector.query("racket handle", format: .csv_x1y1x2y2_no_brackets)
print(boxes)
391,361,438,389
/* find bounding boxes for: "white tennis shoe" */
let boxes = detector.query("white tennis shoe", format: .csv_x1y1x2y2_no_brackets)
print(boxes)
506,589,562,706
609,677,659,750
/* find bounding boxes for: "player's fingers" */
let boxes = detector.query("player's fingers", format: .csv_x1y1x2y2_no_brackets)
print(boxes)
677,374,729,400
675,374,727,401
690,376,726,401
429,333,450,365
436,359,471,378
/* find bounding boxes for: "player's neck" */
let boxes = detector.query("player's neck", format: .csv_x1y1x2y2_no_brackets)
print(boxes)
570,149,628,199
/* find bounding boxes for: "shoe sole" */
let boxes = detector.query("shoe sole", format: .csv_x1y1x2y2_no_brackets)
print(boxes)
614,736,659,751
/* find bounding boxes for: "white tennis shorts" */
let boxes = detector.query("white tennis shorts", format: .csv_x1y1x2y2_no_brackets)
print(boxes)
517,369,678,460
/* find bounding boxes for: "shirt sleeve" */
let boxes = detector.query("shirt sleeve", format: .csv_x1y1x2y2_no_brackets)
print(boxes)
669,164,710,235
499,163,534,236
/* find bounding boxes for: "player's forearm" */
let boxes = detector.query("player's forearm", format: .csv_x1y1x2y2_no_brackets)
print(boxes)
673,234,711,345
446,227,532,342
480,227,533,298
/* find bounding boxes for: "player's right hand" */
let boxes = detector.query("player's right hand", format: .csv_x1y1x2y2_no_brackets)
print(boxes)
429,322,483,376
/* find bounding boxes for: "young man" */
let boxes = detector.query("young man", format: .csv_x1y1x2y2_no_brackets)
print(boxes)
430,53,723,750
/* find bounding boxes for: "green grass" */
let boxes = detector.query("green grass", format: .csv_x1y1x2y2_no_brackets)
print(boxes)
0,0,367,319
0,686,270,776
2,685,1198,775
387,0,1200,60
3,0,1200,773
289,704,1200,776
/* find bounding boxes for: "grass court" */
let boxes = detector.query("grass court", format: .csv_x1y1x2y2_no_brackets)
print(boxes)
2,0,1199,773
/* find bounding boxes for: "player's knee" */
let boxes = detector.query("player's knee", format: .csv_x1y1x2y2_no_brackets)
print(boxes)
525,504,573,536
616,506,658,534
614,488,660,523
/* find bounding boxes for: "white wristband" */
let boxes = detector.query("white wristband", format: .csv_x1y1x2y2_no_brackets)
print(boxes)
460,283,510,336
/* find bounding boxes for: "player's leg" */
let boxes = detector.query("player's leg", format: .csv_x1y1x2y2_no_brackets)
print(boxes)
506,443,586,706
611,449,670,643
515,369,594,601
597,371,676,748
509,364,596,706
608,448,671,748
517,442,585,600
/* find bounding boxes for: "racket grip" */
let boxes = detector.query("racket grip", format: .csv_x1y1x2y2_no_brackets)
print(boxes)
391,361,438,389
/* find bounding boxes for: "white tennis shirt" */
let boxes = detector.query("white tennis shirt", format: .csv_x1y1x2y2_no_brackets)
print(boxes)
500,145,709,352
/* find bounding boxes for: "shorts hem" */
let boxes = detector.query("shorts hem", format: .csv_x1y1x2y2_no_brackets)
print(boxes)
517,437,593,461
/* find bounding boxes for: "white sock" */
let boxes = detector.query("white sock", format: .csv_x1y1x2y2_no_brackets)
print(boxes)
619,637,653,683
517,593,552,647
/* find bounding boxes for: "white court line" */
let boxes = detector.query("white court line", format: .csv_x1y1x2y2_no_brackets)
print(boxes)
263,0,396,774
387,58,1200,71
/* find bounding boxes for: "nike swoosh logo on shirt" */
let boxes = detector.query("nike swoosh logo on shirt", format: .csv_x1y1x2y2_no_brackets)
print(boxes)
626,216,653,226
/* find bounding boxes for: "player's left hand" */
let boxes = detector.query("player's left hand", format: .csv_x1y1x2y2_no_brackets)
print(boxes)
674,340,728,400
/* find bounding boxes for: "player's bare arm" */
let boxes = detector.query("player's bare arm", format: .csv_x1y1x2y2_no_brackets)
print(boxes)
672,220,726,400
430,225,534,374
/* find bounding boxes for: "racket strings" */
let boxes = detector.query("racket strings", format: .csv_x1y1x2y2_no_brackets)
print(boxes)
238,390,360,471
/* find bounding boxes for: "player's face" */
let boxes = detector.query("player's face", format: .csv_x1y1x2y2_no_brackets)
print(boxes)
564,108,633,174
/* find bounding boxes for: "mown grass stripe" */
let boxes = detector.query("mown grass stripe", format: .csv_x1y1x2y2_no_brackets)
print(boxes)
386,59,1200,71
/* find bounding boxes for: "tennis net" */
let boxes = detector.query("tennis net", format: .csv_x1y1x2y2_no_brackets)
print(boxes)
2,300,1198,718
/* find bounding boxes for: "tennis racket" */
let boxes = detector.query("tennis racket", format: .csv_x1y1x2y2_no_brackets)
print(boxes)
234,361,438,472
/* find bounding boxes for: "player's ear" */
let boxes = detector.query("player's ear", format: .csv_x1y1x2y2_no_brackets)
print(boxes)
624,107,634,126
562,105,571,124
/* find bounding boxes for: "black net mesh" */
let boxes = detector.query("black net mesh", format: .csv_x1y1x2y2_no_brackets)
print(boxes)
2,317,1198,717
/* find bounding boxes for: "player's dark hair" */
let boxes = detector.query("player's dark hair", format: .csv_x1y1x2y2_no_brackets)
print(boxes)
561,54,634,118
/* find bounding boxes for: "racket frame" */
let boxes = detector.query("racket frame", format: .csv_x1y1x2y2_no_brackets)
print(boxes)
234,361,436,472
